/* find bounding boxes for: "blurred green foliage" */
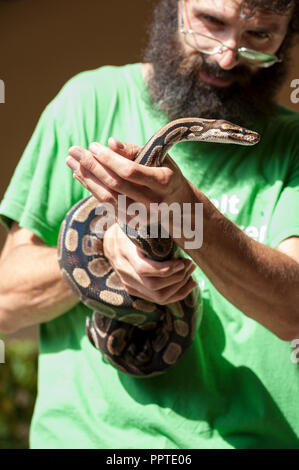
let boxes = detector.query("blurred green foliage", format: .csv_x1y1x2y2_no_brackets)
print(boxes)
0,339,38,449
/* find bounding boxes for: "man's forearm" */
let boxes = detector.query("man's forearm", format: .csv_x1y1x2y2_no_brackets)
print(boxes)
0,243,79,334
177,187,299,341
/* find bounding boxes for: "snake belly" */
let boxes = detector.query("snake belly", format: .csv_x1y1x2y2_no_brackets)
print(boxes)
58,118,260,377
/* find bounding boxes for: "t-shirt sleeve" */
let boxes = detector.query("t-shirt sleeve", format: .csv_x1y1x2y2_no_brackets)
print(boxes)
0,72,93,246
267,120,299,248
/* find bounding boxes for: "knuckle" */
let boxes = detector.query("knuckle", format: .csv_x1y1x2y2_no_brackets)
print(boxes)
100,192,115,204
130,145,141,159
114,261,126,275
144,278,158,291
107,176,121,191
136,264,152,279
155,291,167,305
134,262,146,277
122,164,137,179
82,154,96,172
180,271,189,282
135,267,144,279
160,169,172,187
125,285,136,296
75,173,88,188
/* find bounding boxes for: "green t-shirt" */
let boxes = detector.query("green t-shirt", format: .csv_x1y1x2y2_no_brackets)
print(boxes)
1,63,299,449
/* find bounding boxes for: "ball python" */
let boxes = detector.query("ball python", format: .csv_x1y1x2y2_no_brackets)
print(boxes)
58,117,260,377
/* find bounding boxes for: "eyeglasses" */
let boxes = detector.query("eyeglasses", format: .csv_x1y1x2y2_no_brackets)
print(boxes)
178,0,282,68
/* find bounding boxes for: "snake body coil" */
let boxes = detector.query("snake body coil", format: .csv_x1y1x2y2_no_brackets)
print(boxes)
58,118,260,377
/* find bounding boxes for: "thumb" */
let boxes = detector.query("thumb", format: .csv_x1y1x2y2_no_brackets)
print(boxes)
108,137,142,161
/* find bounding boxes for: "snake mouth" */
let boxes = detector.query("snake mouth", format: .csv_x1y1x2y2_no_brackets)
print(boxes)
230,131,260,145
205,121,261,146
200,130,260,146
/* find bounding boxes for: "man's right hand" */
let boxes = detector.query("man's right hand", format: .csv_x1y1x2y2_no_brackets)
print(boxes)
103,223,197,305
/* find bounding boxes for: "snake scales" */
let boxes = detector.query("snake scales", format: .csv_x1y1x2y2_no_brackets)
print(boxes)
58,118,260,377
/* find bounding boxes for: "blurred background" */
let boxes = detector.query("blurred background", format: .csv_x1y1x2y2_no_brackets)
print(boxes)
0,0,298,448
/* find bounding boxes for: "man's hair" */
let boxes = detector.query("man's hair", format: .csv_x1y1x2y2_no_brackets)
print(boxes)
145,0,299,44
143,0,298,125
243,0,299,40
144,0,299,69
244,0,294,15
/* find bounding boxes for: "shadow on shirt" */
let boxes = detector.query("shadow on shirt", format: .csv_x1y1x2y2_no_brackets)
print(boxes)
117,304,299,449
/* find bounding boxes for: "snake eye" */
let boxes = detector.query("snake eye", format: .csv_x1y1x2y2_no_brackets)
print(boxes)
240,128,246,135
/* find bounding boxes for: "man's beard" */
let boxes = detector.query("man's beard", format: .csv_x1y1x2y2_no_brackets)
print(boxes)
143,0,291,129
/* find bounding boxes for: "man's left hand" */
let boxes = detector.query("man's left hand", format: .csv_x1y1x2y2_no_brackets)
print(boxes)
66,138,197,215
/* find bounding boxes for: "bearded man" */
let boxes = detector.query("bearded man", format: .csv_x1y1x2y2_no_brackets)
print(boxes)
0,0,299,449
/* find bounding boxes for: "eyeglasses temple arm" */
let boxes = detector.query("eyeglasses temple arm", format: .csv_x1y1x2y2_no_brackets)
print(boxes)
178,0,184,31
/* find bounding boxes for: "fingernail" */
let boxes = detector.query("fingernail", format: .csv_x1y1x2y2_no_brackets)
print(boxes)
69,147,82,161
189,263,197,273
66,157,80,171
116,139,125,149
89,142,101,154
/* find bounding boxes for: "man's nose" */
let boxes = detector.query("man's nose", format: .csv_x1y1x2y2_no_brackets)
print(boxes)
215,40,240,70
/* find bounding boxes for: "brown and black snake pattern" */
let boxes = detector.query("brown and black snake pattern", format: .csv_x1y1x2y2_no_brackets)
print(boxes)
58,118,260,377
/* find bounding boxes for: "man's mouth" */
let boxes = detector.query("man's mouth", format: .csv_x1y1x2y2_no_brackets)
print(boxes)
199,70,233,87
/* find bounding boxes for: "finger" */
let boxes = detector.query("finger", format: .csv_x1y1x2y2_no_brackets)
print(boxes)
108,140,147,189
67,147,132,203
162,278,198,304
121,260,194,295
109,141,181,200
111,226,189,277
73,172,88,189
88,142,171,194
123,261,195,301
66,156,118,204
141,261,196,292
152,265,197,304
121,286,159,303
69,145,157,206
124,270,197,305
131,249,189,278
108,137,142,161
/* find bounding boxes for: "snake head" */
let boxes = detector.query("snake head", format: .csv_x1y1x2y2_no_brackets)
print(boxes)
212,120,261,146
